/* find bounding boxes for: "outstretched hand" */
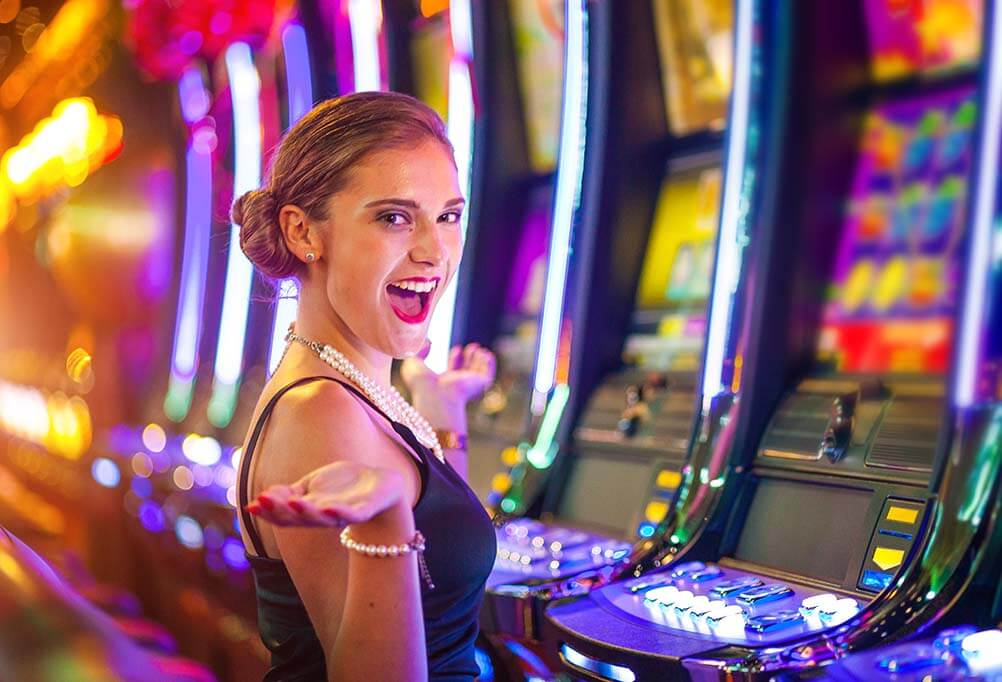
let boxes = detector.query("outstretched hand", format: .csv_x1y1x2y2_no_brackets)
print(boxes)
246,461,406,528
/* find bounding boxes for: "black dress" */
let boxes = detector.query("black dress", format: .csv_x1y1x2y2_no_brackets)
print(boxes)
238,376,497,681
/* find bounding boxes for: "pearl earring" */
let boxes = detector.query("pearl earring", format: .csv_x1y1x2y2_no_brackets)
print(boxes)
305,252,316,263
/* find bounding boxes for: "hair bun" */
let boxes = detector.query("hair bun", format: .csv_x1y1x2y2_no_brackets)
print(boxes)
233,189,300,280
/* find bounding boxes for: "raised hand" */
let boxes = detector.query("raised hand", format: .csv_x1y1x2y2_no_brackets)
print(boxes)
400,342,497,428
246,461,407,528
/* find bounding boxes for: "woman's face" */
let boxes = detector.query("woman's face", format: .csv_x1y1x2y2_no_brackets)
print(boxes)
320,140,464,359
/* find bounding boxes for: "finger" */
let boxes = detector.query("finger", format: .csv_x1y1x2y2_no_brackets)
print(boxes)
286,496,343,527
253,498,304,526
418,338,432,360
448,345,463,370
462,343,479,370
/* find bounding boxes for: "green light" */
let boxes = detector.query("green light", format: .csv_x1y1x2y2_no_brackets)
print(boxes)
163,375,194,423
500,498,516,513
526,383,570,469
709,477,725,488
206,381,240,428
926,590,937,600
670,534,680,544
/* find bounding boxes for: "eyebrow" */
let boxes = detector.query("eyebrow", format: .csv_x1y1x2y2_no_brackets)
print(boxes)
364,197,466,210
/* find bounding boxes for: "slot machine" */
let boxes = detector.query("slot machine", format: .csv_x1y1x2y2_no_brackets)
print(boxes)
476,0,739,673
544,0,1002,679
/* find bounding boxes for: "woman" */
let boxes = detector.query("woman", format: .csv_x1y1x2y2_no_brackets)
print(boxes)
234,91,498,681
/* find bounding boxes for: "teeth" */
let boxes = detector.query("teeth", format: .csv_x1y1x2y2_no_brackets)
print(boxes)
392,280,437,293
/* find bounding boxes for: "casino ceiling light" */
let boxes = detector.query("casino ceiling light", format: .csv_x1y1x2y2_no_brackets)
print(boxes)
0,97,122,208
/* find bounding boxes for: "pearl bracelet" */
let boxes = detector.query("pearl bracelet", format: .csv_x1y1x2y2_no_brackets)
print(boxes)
339,527,425,557
339,527,435,589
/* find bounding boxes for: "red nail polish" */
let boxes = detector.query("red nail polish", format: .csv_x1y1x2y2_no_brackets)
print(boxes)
259,496,275,510
288,500,304,512
323,509,340,518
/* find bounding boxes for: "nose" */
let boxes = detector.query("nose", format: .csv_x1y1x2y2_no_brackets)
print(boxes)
409,220,447,268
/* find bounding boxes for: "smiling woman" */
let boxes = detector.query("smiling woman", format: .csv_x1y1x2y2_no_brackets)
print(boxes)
230,92,498,682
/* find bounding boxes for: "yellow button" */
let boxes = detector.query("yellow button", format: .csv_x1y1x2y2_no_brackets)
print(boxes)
500,447,522,467
656,470,681,490
886,506,919,525
645,500,669,523
872,547,905,571
491,473,511,494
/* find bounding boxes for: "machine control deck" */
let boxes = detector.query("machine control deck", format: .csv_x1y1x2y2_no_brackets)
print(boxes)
588,563,863,647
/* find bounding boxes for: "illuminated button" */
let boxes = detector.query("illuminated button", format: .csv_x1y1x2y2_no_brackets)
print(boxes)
871,546,905,571
818,598,860,624
885,505,919,524
669,561,706,581
644,500,669,523
686,566,724,582
490,472,511,494
644,585,679,606
689,598,725,618
745,610,803,634
656,469,682,489
799,593,839,617
705,604,744,626
711,575,763,598
961,629,1002,669
736,583,794,606
670,591,695,613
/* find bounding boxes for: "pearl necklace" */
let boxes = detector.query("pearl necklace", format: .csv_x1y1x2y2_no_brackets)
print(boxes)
282,325,444,463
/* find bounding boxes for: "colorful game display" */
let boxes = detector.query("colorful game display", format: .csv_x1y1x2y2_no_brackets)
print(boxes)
818,88,976,374
652,0,733,136
625,165,722,371
508,0,565,173
864,0,982,81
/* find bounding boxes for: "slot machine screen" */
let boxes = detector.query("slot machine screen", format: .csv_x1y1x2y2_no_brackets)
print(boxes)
625,164,721,371
652,0,732,136
817,88,976,374
508,0,565,173
410,8,451,120
864,0,982,82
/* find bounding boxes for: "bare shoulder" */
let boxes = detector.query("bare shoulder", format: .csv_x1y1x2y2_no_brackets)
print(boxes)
254,377,411,489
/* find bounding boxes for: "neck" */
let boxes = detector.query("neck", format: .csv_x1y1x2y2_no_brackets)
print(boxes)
292,278,392,387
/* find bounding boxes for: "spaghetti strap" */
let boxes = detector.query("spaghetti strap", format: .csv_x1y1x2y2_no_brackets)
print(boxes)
239,375,433,558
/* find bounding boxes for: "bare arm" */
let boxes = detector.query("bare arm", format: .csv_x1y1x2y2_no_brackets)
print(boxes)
249,382,428,682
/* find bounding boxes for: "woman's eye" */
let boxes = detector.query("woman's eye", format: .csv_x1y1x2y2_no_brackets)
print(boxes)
380,212,410,226
439,211,462,224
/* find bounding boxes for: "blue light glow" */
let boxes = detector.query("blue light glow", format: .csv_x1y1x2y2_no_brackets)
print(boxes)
700,0,753,411
267,24,315,376
532,0,588,395
208,43,261,427
175,515,205,550
956,4,1002,407
561,644,636,682
348,0,384,92
91,458,120,488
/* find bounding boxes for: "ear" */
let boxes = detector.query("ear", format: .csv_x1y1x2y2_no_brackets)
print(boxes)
278,204,323,264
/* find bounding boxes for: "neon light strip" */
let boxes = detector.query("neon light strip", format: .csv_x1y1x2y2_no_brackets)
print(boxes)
208,43,261,428
526,383,570,468
348,0,385,92
426,1,476,373
165,68,212,422
700,0,752,412
532,0,588,397
956,4,1002,407
267,22,315,376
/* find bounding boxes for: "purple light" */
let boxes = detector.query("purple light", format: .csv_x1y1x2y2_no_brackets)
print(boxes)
222,537,250,570
138,501,166,533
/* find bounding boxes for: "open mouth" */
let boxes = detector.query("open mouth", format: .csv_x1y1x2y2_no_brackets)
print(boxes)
386,278,439,324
